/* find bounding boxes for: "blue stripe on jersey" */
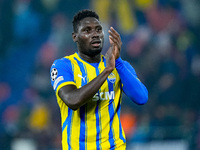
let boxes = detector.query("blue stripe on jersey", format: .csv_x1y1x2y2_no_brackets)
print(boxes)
80,107,86,150
95,102,100,150
104,60,116,149
116,90,126,143
74,58,88,150
61,108,72,150
67,109,73,150
95,66,101,150
62,108,72,132
107,81,116,149
117,83,126,143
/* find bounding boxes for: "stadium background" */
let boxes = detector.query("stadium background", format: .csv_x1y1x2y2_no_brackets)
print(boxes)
0,0,200,150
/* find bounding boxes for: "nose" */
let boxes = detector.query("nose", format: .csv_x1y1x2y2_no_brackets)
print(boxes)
92,30,100,38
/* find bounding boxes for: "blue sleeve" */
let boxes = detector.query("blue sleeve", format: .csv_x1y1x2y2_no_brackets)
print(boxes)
115,57,148,105
50,58,75,91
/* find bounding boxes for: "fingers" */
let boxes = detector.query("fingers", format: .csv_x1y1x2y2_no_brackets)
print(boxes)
108,27,122,49
109,27,120,39
109,35,114,45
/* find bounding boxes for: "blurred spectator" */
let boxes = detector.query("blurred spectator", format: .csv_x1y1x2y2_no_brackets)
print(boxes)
13,0,41,44
120,107,137,139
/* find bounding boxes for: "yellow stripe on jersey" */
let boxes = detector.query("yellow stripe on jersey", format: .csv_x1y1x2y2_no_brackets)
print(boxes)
56,81,77,98
55,53,126,150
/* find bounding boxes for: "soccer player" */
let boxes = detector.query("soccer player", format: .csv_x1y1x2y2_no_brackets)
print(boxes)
50,9,148,150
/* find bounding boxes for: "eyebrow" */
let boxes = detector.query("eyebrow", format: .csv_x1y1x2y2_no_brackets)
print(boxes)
80,24,102,30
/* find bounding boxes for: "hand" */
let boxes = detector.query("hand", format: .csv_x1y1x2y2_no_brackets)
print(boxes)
108,27,122,59
105,42,115,72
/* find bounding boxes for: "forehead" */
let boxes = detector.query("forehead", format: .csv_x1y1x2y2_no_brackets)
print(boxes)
78,17,101,28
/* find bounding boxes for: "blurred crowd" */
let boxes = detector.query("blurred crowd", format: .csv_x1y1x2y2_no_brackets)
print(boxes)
0,0,200,150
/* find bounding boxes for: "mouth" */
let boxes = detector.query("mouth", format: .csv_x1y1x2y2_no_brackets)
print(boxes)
90,40,101,48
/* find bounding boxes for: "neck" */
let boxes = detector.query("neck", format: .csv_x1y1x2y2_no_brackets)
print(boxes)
78,52,101,63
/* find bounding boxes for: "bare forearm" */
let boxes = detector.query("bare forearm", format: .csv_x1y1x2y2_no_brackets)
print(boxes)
58,67,113,110
80,67,112,99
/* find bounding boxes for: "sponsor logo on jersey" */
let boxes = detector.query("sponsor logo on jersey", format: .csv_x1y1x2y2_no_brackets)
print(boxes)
78,74,87,83
92,91,115,101
53,76,64,90
108,73,116,83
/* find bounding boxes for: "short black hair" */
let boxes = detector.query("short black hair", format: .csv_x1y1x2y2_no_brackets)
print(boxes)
72,9,99,33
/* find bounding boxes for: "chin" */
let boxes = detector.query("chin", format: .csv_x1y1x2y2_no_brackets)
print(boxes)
89,48,102,56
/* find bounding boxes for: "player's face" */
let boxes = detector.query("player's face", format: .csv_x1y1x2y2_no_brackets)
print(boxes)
73,17,104,57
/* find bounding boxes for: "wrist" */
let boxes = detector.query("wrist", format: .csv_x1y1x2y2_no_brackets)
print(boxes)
104,67,114,74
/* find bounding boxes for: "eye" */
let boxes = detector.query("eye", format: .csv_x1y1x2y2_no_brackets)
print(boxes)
84,28,90,33
96,27,102,32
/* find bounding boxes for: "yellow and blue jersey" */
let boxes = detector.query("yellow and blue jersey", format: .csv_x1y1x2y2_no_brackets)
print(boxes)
50,53,126,150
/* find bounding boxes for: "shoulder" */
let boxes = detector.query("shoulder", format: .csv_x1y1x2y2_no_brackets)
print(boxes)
50,55,76,88
51,53,77,69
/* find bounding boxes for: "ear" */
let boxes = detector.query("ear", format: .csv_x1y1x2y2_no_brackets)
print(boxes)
72,32,78,42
